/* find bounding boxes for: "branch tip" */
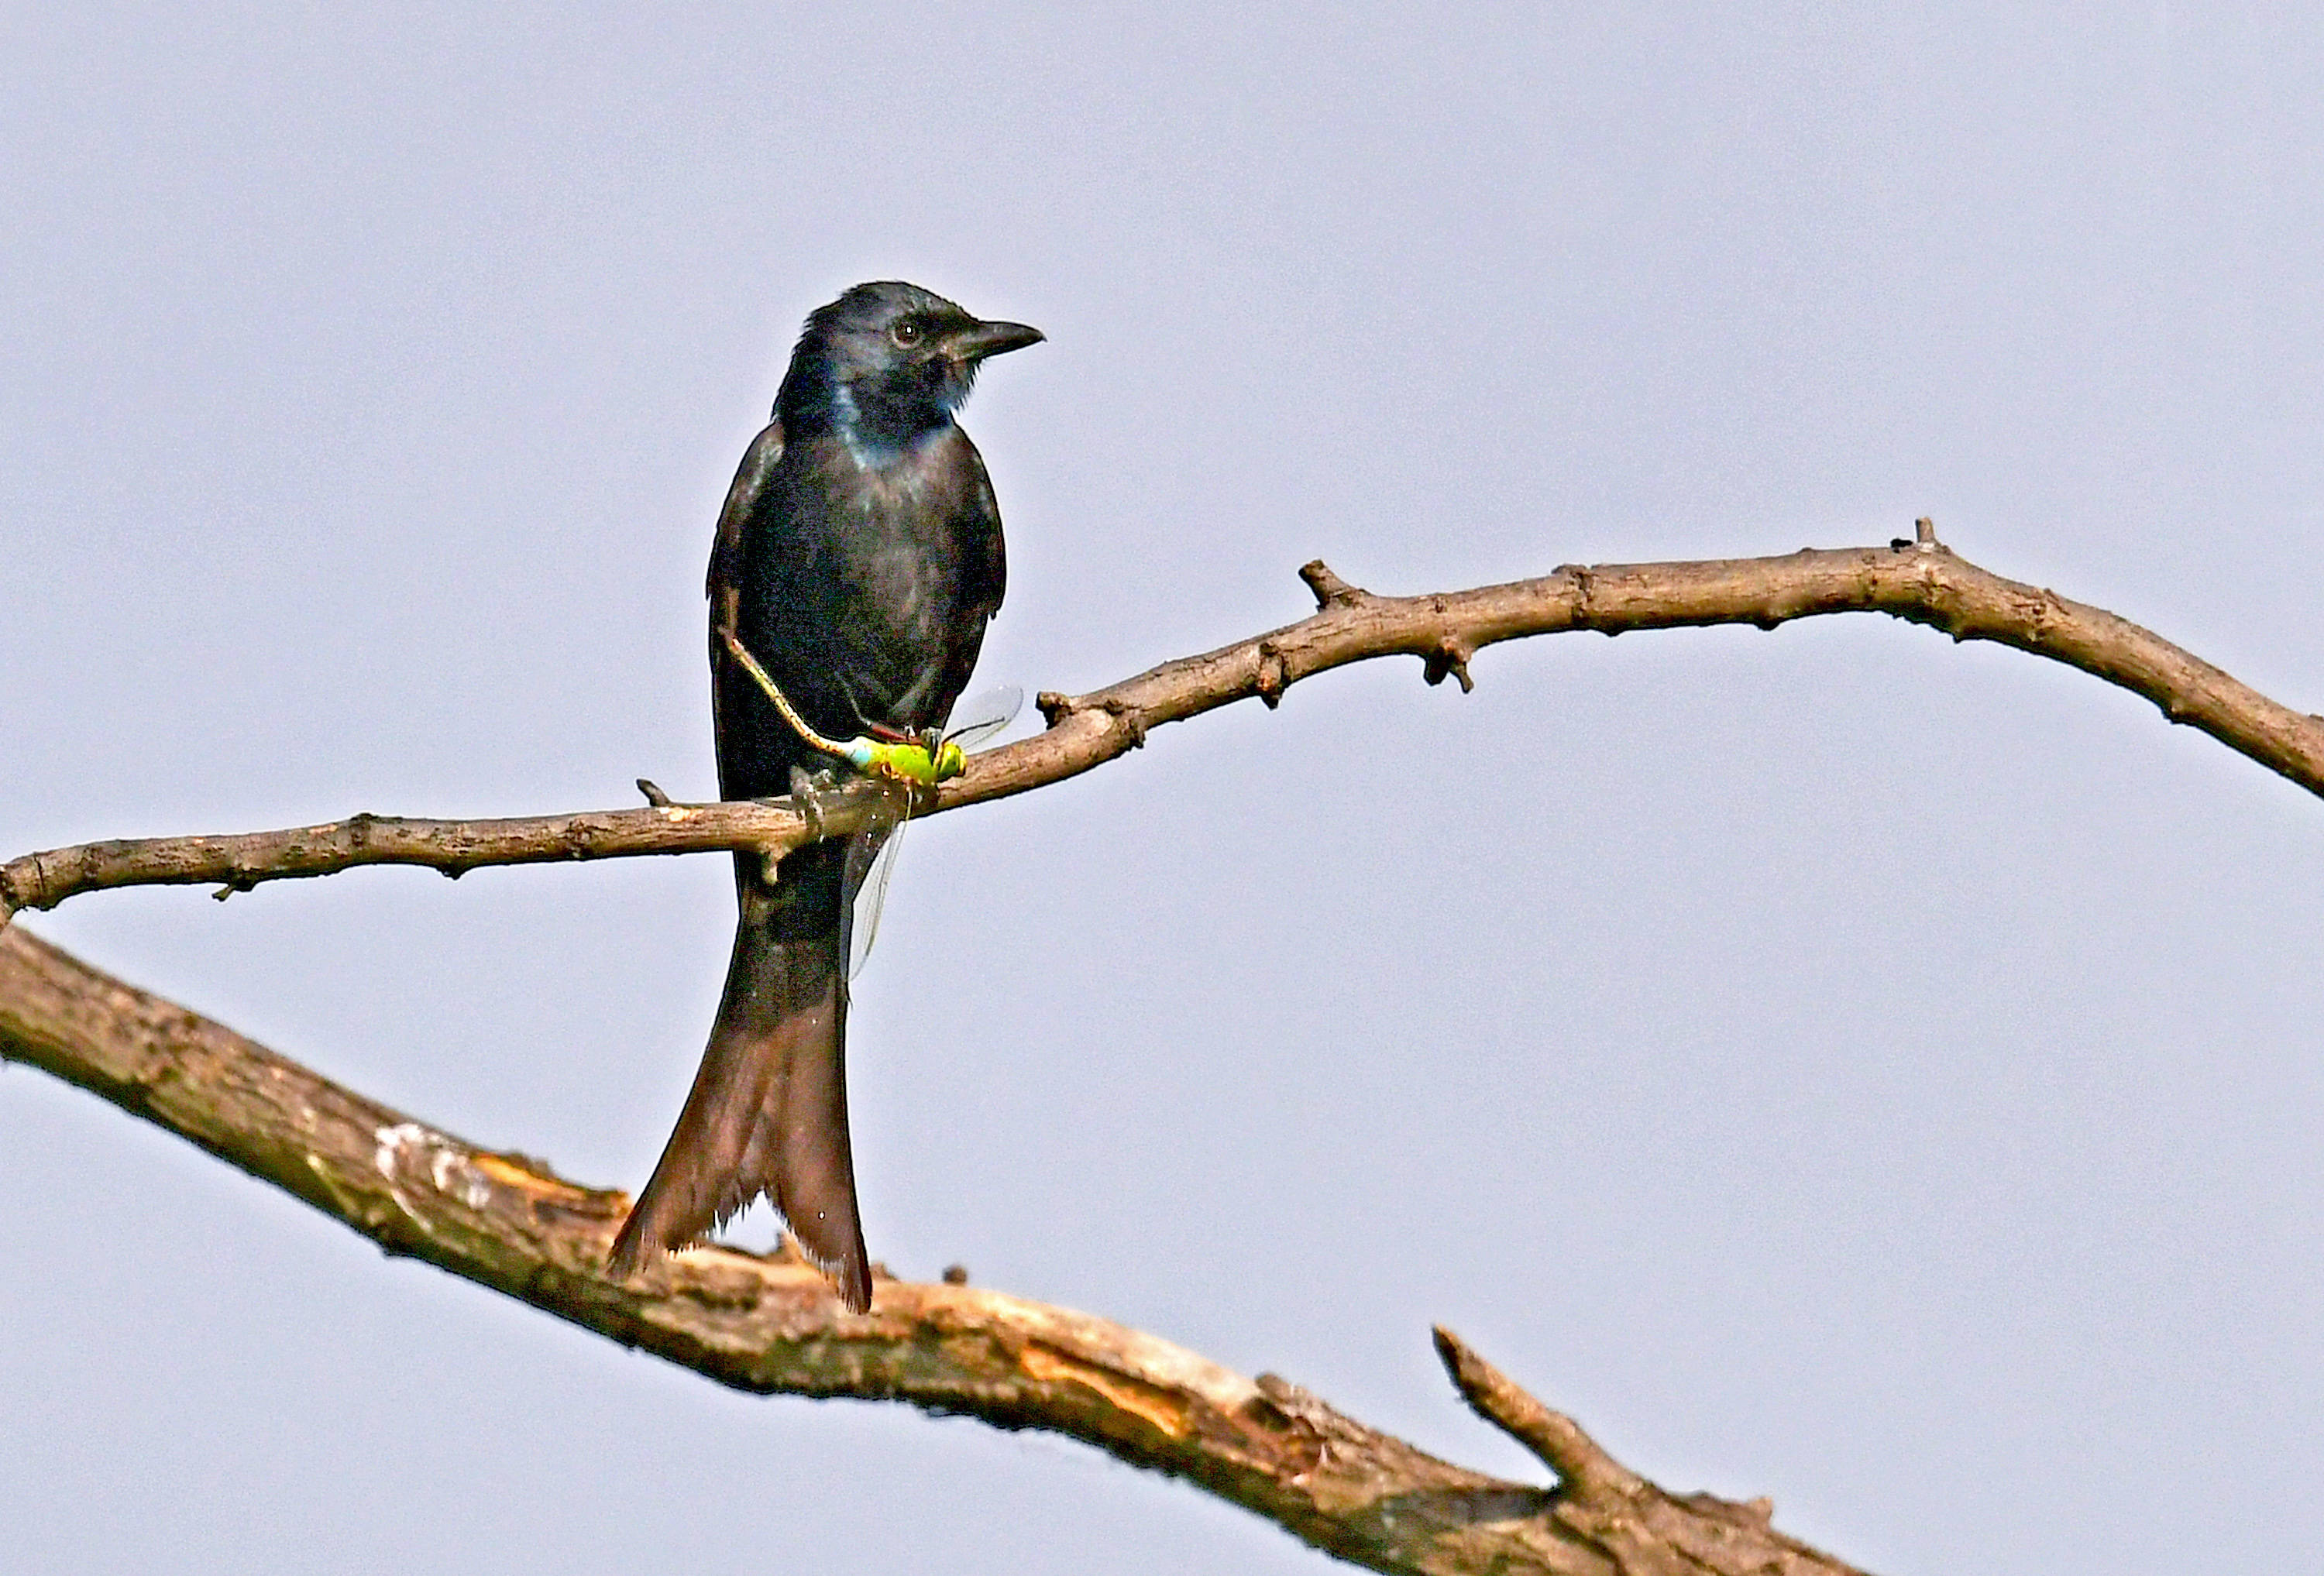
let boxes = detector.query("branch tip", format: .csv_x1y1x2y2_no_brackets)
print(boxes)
1431,1324,1640,1501
1299,558,1364,609
636,778,673,808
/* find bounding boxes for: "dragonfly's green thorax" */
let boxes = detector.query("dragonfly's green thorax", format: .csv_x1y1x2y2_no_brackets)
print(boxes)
845,736,966,785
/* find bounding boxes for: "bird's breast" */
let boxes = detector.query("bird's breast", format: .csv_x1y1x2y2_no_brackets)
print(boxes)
843,443,973,601
738,426,994,733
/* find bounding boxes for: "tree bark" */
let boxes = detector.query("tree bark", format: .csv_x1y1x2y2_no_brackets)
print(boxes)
9,527,2318,922
12,525,2317,1571
2,922,1862,1576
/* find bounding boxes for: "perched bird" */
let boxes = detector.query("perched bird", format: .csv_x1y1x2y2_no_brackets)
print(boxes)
607,281,1042,1309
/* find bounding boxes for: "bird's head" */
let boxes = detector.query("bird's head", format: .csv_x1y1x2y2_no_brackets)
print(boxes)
777,281,1043,456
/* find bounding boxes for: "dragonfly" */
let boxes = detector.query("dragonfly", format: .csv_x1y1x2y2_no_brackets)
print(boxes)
717,628,1021,973
844,682,1020,976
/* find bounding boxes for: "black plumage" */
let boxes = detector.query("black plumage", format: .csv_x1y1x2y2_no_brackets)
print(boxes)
607,281,1041,1309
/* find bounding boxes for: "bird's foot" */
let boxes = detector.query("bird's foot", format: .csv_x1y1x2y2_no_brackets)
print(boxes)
786,764,848,838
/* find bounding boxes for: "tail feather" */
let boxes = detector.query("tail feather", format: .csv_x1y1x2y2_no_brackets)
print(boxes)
607,891,871,1312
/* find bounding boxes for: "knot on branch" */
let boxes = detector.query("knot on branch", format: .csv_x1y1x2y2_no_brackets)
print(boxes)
1108,701,1151,748
1422,631,1474,692
1561,565,1621,636
0,853,38,923
1251,1372,1371,1475
1891,516,1948,553
1256,639,1291,709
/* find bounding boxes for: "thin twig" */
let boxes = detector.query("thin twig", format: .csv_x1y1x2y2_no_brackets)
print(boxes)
1432,1326,1643,1501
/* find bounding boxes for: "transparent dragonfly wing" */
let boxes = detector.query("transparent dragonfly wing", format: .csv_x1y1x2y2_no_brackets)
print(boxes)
944,684,1023,753
847,819,903,980
847,684,1022,980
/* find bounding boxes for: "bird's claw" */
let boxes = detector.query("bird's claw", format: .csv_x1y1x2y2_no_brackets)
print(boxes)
788,764,846,838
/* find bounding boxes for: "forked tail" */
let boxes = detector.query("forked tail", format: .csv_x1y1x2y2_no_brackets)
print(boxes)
607,880,870,1312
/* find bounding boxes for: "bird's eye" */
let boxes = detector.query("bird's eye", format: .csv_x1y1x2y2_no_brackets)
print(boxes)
891,320,923,347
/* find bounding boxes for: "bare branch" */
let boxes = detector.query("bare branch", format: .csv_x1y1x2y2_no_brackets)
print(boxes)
7,535,2319,923
1432,1326,1644,1499
1427,1327,1866,1576
0,783,884,920
0,923,1869,1576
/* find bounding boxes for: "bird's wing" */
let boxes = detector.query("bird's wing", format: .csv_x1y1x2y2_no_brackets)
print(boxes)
913,441,1009,727
962,442,1007,620
706,417,785,785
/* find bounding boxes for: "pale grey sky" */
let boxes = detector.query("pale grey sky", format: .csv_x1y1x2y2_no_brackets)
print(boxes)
5,5,2322,1572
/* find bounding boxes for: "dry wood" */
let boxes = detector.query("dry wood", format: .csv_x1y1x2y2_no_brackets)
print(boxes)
9,527,2319,922
0,923,1863,1576
9,526,2315,1571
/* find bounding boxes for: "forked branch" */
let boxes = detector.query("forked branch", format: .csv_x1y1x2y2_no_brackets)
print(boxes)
8,527,2319,922
0,923,1866,1576
12,525,2305,1572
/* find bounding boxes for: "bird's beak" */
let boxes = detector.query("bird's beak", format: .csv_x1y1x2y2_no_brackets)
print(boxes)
948,320,1045,362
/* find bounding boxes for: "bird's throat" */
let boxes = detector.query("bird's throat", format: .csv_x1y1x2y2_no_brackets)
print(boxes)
826,383,957,470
